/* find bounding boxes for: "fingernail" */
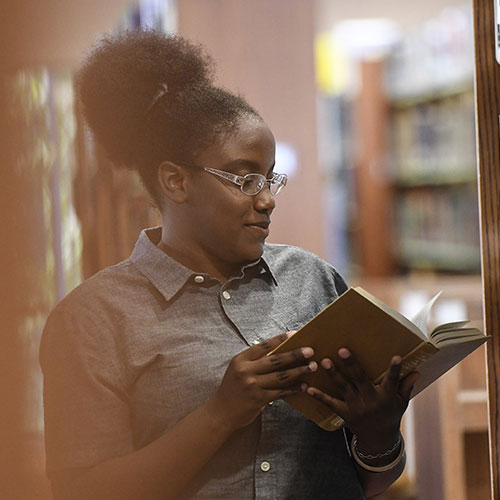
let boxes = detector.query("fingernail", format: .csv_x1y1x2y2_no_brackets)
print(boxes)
308,361,318,372
301,347,314,358
306,387,316,396
393,356,402,365
321,359,334,370
338,348,351,359
286,330,297,338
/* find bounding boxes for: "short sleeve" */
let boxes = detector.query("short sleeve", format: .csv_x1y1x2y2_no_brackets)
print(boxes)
40,304,134,475
332,268,349,296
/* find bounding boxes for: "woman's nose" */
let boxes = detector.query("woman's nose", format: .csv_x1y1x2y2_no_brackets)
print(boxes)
253,184,276,212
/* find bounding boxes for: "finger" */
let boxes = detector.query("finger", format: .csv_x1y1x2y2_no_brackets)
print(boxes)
334,349,374,396
306,386,348,417
244,331,294,360
268,383,306,401
256,346,314,374
258,360,318,389
380,356,403,395
320,358,358,404
399,371,420,402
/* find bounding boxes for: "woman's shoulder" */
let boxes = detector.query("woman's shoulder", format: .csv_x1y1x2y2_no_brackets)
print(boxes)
263,243,336,272
65,258,138,298
262,243,347,292
47,257,151,326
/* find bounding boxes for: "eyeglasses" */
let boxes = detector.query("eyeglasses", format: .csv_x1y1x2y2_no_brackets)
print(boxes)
203,167,288,196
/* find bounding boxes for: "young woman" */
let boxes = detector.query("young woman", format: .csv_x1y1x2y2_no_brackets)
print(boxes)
40,30,418,500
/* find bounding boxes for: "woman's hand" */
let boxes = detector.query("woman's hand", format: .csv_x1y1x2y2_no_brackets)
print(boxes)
306,348,419,451
208,332,317,432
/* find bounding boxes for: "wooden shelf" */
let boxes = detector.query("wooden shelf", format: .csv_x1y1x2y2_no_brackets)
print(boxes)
389,79,473,108
394,170,477,188
457,389,488,432
398,240,481,272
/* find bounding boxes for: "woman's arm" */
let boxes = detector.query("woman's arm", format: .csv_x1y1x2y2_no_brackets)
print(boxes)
306,349,419,498
352,449,406,498
51,332,316,500
51,396,234,500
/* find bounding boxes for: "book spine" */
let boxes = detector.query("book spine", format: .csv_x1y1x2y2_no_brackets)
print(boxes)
372,342,438,386
320,414,345,431
400,342,438,376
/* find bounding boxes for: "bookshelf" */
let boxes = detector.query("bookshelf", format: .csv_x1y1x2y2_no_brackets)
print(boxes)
382,6,480,275
354,63,480,277
350,6,488,499
389,85,480,274
350,5,481,277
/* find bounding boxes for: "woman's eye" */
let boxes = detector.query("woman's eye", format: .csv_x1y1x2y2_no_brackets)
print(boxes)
242,178,256,188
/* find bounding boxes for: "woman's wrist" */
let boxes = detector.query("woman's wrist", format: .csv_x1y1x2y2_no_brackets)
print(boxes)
201,397,239,438
353,428,401,456
351,432,405,472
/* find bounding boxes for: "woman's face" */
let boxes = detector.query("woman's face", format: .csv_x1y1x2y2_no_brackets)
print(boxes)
184,116,277,274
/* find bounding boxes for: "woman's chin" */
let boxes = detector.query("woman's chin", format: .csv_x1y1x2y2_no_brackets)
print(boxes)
233,243,265,267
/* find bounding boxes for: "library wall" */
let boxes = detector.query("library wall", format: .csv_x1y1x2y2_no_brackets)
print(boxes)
178,0,326,258
316,0,470,33
0,0,132,70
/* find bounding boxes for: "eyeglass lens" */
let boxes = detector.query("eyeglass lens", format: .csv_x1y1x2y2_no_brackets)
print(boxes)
241,174,284,196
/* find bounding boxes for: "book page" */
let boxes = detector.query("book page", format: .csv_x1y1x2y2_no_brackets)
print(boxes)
431,328,484,347
410,291,442,336
410,336,487,398
430,320,470,338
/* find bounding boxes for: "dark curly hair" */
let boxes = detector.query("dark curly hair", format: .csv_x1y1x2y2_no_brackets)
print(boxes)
76,29,261,206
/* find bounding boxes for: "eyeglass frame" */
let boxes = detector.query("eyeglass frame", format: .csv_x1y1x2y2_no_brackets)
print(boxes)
202,166,288,196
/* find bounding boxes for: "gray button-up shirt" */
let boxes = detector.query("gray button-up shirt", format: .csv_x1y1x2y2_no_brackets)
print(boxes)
41,227,365,499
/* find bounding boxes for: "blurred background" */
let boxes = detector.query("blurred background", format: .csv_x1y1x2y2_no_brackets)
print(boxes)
0,0,488,498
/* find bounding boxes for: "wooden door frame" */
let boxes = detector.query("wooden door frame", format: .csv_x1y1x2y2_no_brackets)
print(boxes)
473,2,500,498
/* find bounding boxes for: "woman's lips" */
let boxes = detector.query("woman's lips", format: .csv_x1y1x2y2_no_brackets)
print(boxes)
246,221,270,237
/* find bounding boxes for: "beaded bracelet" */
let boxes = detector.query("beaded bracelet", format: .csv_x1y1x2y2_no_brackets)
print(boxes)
351,434,405,473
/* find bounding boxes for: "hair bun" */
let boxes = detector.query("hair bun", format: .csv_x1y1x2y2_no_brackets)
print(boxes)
76,29,214,166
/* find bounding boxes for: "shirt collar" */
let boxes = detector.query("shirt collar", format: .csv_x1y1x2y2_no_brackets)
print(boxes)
129,227,278,302
130,227,194,302
255,250,278,286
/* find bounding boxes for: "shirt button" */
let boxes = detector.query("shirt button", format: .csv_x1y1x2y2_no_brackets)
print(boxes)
260,461,271,472
194,275,204,283
222,291,231,300
252,339,260,345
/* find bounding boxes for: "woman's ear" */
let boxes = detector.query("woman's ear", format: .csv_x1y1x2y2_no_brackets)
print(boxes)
157,161,190,204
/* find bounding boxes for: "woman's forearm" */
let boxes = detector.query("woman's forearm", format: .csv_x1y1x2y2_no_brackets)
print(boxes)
354,453,406,498
51,333,311,500
53,397,234,500
352,432,407,498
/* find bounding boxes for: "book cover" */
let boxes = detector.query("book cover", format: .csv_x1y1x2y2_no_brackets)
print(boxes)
271,287,487,431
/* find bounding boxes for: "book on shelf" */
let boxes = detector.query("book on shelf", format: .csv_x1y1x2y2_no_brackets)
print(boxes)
271,286,487,431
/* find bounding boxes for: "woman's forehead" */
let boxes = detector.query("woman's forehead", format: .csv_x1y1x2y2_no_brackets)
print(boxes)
199,118,276,172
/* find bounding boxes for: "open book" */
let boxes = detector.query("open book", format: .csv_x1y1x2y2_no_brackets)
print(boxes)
271,286,487,431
